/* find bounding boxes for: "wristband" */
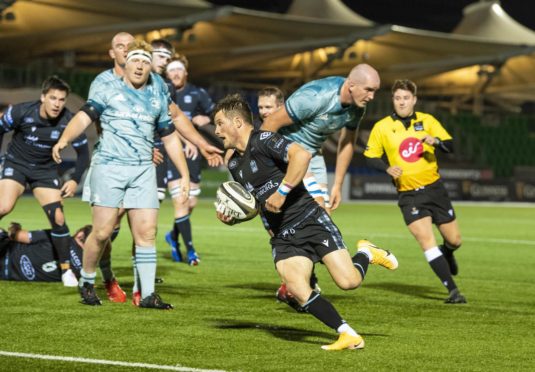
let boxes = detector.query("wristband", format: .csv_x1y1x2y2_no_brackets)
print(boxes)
277,179,293,196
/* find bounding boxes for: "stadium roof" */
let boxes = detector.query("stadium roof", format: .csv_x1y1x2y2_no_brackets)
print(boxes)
1,0,534,106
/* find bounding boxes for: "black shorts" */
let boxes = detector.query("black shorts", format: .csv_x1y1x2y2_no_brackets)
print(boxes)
398,180,456,226
166,154,202,184
270,207,347,264
0,160,61,190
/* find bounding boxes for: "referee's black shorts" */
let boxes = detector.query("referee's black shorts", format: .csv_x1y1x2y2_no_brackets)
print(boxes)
1,160,61,190
398,179,456,226
270,207,347,264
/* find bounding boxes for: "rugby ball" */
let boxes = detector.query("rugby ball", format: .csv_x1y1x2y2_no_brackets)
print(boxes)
216,181,259,221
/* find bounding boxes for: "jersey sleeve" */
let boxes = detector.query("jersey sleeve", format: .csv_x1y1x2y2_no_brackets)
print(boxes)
285,87,322,123
86,87,107,115
255,131,293,163
426,115,452,141
363,122,385,158
0,104,20,134
155,97,175,138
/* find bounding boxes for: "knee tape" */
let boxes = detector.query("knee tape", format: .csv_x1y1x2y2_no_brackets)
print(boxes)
42,201,69,232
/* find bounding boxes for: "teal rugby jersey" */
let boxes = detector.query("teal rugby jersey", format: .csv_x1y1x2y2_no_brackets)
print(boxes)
281,76,365,155
87,76,173,166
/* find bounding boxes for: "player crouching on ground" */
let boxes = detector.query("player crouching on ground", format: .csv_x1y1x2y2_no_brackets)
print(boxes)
213,94,399,350
0,222,126,302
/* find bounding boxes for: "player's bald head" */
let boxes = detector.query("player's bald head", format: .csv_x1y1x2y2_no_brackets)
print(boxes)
111,32,134,48
348,64,380,85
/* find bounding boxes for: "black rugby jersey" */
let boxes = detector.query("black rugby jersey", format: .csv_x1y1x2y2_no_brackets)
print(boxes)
0,101,89,178
175,83,214,120
0,230,83,282
228,130,317,236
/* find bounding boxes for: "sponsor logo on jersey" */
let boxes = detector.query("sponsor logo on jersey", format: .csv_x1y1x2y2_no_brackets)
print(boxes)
70,249,82,268
115,94,126,102
26,135,39,142
24,117,34,124
50,130,60,140
250,160,258,173
20,255,36,280
273,138,285,149
399,137,423,163
259,132,272,140
42,261,58,273
413,122,424,131
257,179,279,197
184,95,192,104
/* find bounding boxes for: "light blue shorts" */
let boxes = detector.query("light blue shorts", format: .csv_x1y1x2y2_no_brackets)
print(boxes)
85,164,159,209
307,154,328,185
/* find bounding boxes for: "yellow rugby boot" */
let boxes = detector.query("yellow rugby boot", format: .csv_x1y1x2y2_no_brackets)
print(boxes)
321,332,365,351
357,239,399,270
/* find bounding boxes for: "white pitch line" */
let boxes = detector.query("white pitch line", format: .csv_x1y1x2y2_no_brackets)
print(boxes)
0,351,226,372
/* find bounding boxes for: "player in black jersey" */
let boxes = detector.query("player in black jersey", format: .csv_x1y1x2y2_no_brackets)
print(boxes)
0,76,89,287
213,94,399,351
0,222,125,301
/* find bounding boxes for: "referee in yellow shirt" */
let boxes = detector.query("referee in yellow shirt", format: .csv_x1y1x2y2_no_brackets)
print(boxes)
364,79,466,304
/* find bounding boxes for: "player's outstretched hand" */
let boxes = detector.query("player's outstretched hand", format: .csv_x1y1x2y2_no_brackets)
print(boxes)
61,180,78,198
200,144,224,167
52,141,68,164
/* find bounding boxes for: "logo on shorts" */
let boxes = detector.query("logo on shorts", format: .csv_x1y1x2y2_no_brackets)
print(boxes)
4,167,14,177
228,159,237,170
448,209,454,216
20,255,36,280
411,207,419,215
42,261,58,273
239,170,243,179
31,126,37,132
399,137,423,163
51,130,60,140
245,182,254,193
322,239,329,247
53,179,59,186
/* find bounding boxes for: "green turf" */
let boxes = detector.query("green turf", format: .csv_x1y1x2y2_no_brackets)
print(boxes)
1,197,534,371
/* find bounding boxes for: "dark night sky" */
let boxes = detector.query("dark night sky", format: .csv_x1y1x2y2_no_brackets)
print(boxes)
207,0,535,33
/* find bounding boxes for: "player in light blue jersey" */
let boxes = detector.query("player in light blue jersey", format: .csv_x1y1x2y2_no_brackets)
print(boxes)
53,40,190,309
262,64,380,210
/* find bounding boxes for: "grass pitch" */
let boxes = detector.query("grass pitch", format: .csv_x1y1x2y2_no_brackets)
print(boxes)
0,197,534,371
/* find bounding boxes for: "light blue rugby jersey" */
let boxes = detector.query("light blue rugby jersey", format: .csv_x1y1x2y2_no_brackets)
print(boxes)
280,76,365,155
88,69,172,104
87,75,173,166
